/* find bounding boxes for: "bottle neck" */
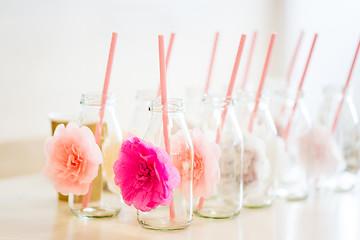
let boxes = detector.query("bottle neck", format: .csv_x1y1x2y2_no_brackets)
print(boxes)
323,86,352,101
202,95,235,111
273,89,304,106
235,90,269,108
80,93,116,107
79,93,116,126
149,98,185,114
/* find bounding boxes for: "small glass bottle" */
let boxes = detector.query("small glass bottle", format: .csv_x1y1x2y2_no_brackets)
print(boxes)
69,93,122,218
128,89,156,138
270,90,312,201
317,86,360,191
194,96,244,218
235,90,277,208
138,98,194,231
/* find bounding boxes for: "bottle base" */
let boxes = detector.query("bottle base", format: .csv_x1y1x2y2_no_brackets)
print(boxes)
243,199,272,209
71,207,120,218
276,189,308,201
194,207,240,219
138,219,191,231
316,172,356,192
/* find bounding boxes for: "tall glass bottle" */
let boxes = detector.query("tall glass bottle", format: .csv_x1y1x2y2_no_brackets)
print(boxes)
195,96,244,218
138,98,194,231
69,93,122,218
317,86,359,191
270,90,312,201
235,91,277,208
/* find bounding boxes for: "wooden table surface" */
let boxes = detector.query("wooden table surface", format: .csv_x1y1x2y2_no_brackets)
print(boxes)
0,140,360,239
0,173,359,240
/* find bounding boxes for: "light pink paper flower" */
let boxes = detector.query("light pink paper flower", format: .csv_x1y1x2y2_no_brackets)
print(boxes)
113,134,180,212
44,121,103,195
171,128,221,199
299,123,345,177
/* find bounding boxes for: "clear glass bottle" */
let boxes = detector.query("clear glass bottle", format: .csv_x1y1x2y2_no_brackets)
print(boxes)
194,96,244,218
235,91,277,208
317,86,360,191
69,93,122,218
138,98,194,231
270,90,312,201
128,89,156,138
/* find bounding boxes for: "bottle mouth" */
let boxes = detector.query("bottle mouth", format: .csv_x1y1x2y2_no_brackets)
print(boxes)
150,98,184,113
235,89,269,104
272,88,304,99
323,85,351,98
202,95,235,108
80,92,116,106
135,89,157,102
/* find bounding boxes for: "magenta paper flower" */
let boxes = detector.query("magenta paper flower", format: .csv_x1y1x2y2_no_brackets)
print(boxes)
171,128,221,199
44,121,103,195
113,134,180,212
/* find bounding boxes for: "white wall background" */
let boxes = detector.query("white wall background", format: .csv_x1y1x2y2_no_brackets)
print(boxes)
0,0,359,142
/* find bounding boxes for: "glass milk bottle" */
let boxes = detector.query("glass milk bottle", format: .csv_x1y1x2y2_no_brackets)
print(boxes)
195,96,244,218
317,86,359,191
235,91,277,208
69,93,122,218
270,90,312,201
138,98,194,231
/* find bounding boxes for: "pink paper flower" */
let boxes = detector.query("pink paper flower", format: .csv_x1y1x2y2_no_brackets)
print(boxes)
171,128,221,199
299,123,345,177
113,134,180,212
44,121,103,195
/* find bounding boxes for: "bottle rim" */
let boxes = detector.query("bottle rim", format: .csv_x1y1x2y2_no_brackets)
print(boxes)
150,98,184,113
323,85,352,98
80,92,116,106
272,88,305,99
202,94,235,108
234,89,269,104
135,89,157,102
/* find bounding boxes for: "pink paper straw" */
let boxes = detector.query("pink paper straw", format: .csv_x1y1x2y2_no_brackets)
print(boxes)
156,33,175,97
215,34,247,144
286,31,305,88
241,31,258,90
282,34,318,142
204,32,220,94
166,33,175,68
82,32,118,208
248,34,276,133
158,35,175,220
331,39,360,134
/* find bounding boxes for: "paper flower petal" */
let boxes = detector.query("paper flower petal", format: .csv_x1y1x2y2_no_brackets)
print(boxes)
171,128,221,199
43,121,103,195
113,133,180,212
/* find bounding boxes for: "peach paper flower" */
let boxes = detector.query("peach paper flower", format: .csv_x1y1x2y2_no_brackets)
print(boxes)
171,128,221,199
113,133,180,212
44,121,103,195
